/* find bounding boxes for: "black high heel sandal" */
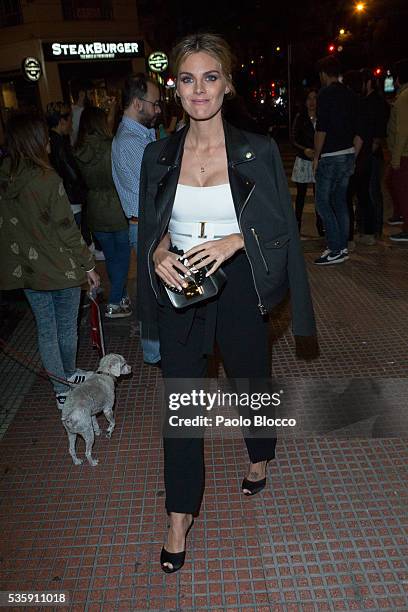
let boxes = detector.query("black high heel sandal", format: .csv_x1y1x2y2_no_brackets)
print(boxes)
242,460,269,496
160,517,194,574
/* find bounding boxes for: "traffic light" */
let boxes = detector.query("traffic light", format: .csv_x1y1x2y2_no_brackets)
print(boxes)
328,43,336,53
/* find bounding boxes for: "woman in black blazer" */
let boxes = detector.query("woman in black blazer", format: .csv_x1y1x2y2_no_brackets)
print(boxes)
291,89,324,236
137,33,317,573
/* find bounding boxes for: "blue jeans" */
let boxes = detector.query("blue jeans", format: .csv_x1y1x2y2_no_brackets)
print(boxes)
129,222,161,364
74,212,81,227
24,287,81,395
128,222,138,250
316,154,355,252
93,229,131,304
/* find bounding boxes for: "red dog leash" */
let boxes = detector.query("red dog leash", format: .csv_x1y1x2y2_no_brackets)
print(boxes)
0,338,79,387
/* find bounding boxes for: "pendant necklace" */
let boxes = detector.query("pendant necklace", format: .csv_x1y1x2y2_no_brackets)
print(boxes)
190,138,224,173
195,150,208,174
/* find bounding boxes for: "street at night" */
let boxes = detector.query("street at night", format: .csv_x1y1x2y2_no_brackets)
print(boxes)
1,1,408,611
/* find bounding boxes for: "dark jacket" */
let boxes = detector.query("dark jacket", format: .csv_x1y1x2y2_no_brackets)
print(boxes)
74,134,128,232
0,158,94,290
49,130,87,205
360,90,390,159
316,82,359,154
137,121,316,345
292,112,315,160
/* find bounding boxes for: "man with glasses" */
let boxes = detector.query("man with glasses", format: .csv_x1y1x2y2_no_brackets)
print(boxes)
112,73,162,365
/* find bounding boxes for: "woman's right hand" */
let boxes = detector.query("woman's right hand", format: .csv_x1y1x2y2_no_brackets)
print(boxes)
153,246,191,291
304,148,314,160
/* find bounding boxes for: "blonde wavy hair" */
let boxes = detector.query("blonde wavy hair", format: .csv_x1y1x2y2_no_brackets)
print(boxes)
171,32,236,98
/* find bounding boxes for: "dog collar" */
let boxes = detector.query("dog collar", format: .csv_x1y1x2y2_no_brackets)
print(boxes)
96,371,117,380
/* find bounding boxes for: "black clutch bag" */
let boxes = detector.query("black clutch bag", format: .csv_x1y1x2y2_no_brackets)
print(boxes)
161,246,227,309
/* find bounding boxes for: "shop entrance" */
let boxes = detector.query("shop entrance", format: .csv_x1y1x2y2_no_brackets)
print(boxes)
58,60,133,110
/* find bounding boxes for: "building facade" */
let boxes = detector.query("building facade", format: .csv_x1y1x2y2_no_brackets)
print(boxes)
0,0,148,136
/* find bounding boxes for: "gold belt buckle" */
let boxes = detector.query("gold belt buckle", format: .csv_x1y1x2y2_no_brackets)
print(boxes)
199,221,207,239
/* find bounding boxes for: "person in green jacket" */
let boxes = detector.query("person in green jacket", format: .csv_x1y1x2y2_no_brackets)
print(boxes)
0,113,100,408
75,107,132,319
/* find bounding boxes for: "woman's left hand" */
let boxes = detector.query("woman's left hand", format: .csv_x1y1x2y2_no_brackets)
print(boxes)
86,269,101,289
184,234,245,276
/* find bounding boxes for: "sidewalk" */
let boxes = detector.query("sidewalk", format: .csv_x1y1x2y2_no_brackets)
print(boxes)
0,147,407,611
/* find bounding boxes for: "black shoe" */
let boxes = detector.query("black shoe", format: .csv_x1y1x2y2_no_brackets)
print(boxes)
160,518,194,574
314,250,346,265
144,360,161,369
389,232,408,243
241,476,266,496
242,461,269,496
386,215,404,226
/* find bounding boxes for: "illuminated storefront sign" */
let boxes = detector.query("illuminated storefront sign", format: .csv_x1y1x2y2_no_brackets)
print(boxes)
148,51,169,73
22,57,42,82
42,41,144,61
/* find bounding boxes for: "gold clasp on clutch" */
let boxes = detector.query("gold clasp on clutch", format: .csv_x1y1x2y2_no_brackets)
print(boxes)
184,282,204,299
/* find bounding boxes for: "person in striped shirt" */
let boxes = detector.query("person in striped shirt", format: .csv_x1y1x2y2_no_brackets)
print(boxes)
112,73,162,365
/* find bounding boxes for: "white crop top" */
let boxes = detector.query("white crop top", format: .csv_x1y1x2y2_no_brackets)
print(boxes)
168,183,240,252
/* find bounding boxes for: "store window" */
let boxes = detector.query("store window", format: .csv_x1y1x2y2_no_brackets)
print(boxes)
0,0,23,28
0,75,39,112
1,82,18,109
59,60,132,109
61,0,112,20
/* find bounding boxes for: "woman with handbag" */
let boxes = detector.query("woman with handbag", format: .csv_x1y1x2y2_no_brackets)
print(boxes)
291,89,324,236
137,33,317,573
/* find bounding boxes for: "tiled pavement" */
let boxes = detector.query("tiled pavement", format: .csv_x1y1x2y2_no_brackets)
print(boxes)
0,144,408,612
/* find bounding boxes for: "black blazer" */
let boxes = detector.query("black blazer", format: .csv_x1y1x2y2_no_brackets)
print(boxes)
49,130,87,205
137,121,317,345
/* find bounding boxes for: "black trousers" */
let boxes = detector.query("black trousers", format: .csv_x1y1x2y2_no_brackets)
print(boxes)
158,253,277,514
295,183,324,236
356,156,376,235
347,155,375,238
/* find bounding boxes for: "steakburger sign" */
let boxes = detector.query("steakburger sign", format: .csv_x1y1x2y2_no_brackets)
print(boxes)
42,40,144,61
